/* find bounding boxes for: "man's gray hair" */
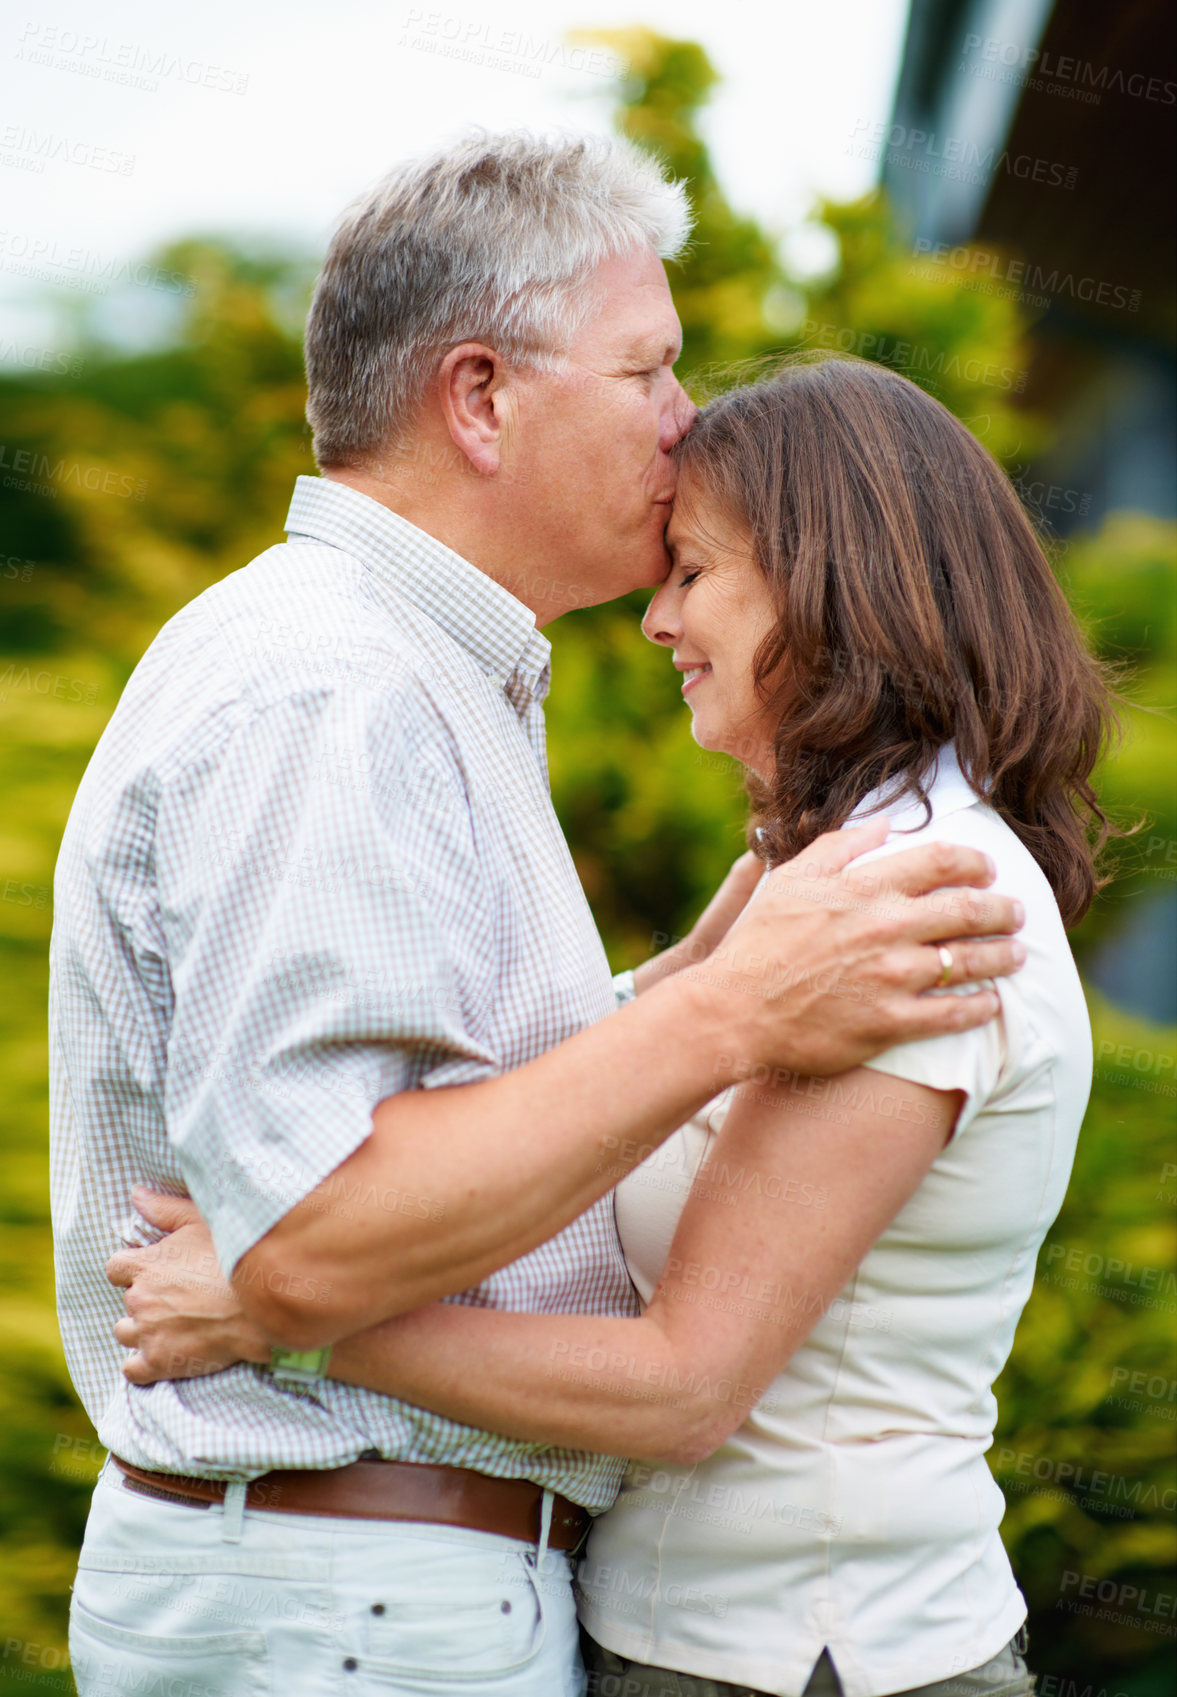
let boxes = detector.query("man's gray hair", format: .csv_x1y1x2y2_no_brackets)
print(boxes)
304,130,692,467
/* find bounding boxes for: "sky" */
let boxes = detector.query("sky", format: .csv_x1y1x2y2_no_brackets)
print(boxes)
0,0,910,354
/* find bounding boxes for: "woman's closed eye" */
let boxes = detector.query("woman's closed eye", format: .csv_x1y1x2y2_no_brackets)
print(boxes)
677,569,702,587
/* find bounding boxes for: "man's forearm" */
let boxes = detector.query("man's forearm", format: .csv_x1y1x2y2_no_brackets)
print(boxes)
238,970,737,1346
237,825,1024,1347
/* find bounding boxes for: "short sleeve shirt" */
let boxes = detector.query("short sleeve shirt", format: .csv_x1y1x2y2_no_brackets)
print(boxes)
580,745,1093,1691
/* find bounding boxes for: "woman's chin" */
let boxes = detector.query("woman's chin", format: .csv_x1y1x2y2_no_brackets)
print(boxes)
689,718,723,755
689,718,769,776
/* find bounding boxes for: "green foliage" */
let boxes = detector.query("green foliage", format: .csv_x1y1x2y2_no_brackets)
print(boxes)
992,991,1177,1684
1060,514,1177,961
575,28,791,376
801,191,1047,468
0,26,1173,1690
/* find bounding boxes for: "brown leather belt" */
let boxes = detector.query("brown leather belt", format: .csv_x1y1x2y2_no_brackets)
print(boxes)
112,1455,591,1552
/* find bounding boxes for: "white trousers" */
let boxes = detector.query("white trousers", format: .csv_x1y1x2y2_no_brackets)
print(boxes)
70,1460,586,1696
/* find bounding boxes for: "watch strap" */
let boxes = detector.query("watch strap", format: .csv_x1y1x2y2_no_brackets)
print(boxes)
268,1344,332,1389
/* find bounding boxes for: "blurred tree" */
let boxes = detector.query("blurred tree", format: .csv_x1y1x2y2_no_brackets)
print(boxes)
0,241,316,673
573,27,795,376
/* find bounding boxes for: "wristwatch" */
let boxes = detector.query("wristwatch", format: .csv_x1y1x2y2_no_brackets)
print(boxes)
268,1345,332,1391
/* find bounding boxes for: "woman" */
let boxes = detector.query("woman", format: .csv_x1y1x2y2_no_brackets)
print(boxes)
118,356,1116,1695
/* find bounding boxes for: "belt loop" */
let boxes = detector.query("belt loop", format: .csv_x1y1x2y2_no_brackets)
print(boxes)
221,1481,247,1544
535,1487,554,1569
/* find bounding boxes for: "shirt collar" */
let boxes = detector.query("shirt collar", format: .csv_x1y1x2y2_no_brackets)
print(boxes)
283,475,552,705
848,741,981,833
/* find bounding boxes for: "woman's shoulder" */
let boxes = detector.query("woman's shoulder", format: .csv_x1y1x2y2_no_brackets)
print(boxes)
862,796,1064,940
857,794,1089,1097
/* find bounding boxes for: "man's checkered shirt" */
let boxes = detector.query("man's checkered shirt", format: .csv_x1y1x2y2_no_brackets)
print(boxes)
49,475,639,1508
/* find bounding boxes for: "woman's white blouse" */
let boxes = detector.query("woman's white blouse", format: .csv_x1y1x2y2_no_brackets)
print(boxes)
578,748,1092,1697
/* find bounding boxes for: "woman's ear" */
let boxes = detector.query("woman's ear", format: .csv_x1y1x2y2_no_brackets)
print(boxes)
436,342,509,476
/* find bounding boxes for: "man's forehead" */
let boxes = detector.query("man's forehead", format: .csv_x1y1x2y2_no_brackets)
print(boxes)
608,294,681,348
583,249,682,348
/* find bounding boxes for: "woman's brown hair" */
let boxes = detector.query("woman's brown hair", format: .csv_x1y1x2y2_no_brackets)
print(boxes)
673,353,1121,926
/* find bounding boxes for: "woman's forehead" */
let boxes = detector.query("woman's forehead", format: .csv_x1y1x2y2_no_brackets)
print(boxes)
667,481,747,554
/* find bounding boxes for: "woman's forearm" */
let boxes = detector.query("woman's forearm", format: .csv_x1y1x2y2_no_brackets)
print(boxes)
325,1068,956,1468
632,850,764,995
328,1303,731,1465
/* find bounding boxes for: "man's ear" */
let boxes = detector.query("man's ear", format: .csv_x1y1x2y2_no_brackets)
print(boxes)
436,342,512,476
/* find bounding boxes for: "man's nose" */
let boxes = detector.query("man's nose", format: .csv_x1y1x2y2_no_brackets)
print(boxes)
641,583,680,646
659,379,697,453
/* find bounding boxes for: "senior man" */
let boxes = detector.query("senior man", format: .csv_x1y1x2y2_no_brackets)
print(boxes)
51,133,1024,1696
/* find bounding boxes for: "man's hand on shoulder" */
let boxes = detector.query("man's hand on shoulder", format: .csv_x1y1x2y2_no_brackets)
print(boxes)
683,817,1026,1078
106,1190,270,1384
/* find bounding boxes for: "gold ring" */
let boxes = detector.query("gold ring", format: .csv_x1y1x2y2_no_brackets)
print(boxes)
935,945,954,989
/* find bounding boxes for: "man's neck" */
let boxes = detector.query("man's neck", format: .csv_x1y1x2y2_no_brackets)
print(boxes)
321,465,552,624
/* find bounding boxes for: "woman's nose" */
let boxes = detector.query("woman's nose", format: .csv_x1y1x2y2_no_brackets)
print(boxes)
642,583,681,646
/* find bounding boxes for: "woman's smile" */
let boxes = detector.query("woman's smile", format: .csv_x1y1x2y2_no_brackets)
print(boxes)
676,660,712,695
